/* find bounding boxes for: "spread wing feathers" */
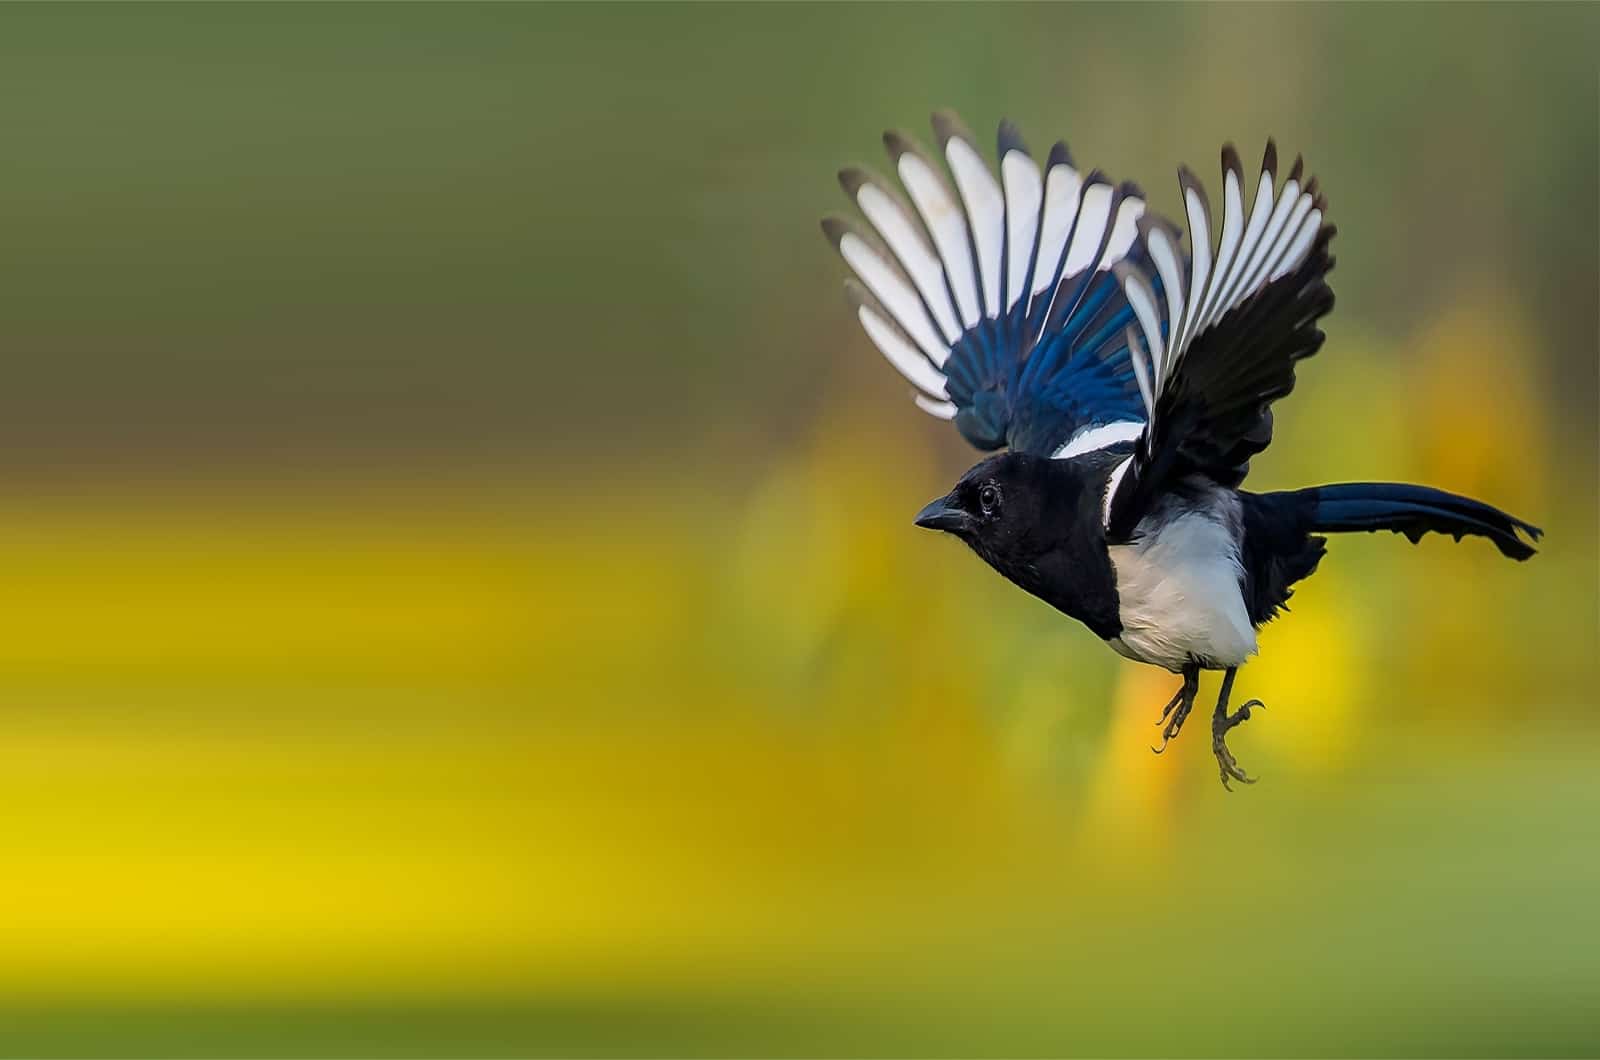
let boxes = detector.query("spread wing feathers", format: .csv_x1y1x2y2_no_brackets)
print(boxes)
823,111,1154,457
1104,141,1335,539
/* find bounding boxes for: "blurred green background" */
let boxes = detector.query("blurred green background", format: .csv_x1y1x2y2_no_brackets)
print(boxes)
0,3,1595,1056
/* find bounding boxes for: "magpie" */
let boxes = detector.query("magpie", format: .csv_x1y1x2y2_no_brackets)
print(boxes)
822,111,1541,788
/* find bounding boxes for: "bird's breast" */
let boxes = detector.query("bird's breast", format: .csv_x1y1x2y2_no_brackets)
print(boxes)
1105,496,1256,672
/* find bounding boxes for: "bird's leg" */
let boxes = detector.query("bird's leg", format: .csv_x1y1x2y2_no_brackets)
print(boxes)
1152,664,1201,753
1211,667,1265,790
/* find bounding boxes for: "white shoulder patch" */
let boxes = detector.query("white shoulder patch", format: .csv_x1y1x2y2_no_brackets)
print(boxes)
1101,455,1134,525
1053,420,1145,460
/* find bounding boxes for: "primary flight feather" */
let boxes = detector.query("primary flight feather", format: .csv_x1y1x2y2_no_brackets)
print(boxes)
822,111,1541,788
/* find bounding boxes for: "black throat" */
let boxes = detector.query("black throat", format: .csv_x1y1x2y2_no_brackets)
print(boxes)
962,452,1123,640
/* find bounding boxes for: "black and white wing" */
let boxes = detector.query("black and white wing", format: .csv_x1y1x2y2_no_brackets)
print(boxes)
1104,142,1335,540
822,111,1158,459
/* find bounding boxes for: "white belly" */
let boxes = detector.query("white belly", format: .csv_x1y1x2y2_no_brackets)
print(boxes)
1105,497,1256,672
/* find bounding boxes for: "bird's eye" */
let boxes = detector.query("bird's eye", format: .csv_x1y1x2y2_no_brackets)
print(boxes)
978,485,1000,514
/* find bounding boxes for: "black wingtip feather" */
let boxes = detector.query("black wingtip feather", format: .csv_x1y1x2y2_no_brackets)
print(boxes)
1046,140,1074,170
1176,165,1209,216
1135,211,1183,245
882,129,919,161
997,119,1029,159
819,216,852,249
1262,139,1278,180
1221,142,1242,178
841,277,872,311
930,109,974,153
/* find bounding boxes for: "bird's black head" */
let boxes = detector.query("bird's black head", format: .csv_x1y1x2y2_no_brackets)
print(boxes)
912,449,1122,637
913,451,1069,570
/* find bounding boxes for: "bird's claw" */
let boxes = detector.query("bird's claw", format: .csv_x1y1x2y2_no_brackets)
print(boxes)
1212,697,1264,790
1224,698,1264,729
1153,706,1189,754
1214,741,1258,790
1150,683,1192,755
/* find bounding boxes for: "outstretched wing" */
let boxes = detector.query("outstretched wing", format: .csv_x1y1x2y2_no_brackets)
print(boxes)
822,111,1157,459
1104,142,1335,540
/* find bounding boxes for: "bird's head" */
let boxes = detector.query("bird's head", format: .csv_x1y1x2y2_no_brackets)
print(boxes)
913,451,1064,569
912,448,1123,636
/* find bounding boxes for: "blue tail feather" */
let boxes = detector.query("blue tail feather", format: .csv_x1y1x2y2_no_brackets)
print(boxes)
1298,482,1541,561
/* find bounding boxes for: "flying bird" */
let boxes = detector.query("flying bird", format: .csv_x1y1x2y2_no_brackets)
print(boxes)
821,111,1540,788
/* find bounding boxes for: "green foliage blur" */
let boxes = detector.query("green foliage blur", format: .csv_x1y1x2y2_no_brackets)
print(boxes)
0,3,1594,1056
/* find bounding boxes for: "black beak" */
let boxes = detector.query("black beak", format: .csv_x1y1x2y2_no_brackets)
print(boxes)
913,494,972,534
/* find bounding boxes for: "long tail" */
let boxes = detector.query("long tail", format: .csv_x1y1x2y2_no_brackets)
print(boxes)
1293,482,1543,561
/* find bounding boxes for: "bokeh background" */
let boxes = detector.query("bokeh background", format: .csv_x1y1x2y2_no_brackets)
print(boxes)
0,3,1595,1056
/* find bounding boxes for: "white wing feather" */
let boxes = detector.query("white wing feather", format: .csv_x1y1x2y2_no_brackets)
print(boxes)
826,114,1169,457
